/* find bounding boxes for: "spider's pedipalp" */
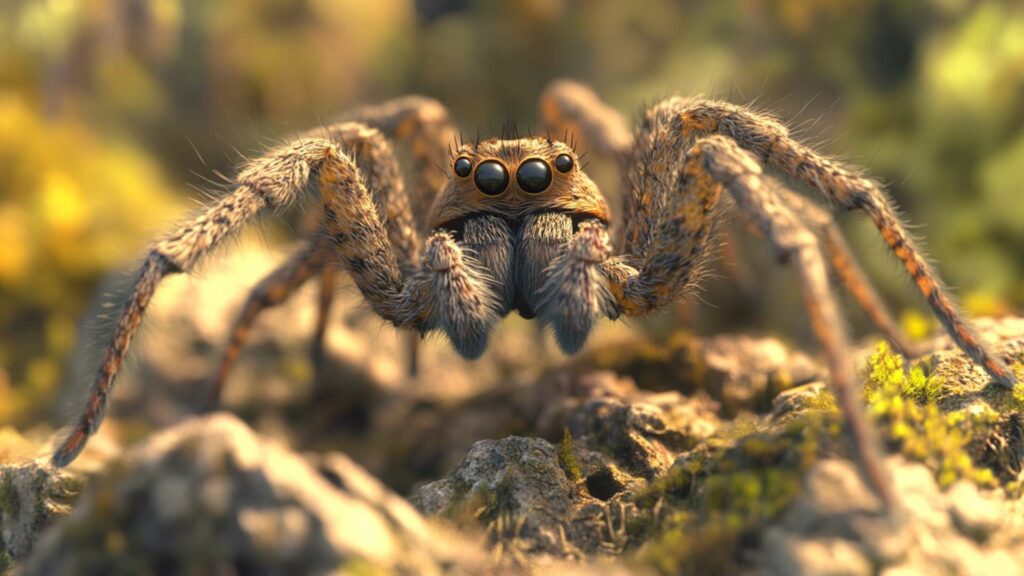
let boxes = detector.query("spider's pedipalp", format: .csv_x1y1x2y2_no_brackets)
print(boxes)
673,98,1016,388
536,220,616,354
403,231,501,359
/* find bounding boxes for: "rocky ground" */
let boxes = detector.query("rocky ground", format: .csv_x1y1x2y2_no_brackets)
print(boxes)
3,245,1024,574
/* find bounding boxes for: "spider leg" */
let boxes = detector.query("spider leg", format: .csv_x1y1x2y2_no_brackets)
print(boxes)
610,134,895,510
318,122,420,273
206,124,419,407
539,80,635,249
204,239,328,411
52,131,450,468
312,261,338,384
668,98,1016,388
341,96,458,229
337,97,459,372
774,186,918,357
539,79,634,161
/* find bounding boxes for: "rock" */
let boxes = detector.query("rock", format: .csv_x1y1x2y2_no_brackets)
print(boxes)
579,333,823,416
701,334,822,416
946,481,1001,543
770,381,830,420
21,414,489,575
758,456,1024,575
0,463,79,565
760,528,873,576
412,436,584,558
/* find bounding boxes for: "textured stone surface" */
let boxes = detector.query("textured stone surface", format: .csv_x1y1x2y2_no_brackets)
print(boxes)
756,457,1024,575
21,414,488,575
0,463,79,565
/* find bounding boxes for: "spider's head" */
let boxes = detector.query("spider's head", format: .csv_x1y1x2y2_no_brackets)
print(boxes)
429,137,609,231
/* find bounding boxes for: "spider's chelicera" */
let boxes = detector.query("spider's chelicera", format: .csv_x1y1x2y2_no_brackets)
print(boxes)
52,80,1017,516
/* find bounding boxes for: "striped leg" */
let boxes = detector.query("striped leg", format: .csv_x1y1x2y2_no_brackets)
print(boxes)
205,240,329,411
775,187,917,357
341,96,458,229
52,132,431,468
609,134,895,511
668,97,1015,388
205,123,418,407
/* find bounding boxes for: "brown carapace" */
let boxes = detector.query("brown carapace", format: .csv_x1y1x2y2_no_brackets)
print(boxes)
52,81,1017,516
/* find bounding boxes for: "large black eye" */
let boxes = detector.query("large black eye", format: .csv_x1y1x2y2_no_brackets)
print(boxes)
474,160,509,195
516,159,552,194
554,154,574,173
454,157,472,177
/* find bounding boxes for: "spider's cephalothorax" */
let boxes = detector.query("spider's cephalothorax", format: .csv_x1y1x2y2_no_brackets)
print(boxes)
52,82,1017,518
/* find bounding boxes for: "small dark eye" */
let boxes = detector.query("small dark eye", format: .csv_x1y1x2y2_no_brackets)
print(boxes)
555,154,574,173
516,159,552,194
454,157,472,177
474,160,509,195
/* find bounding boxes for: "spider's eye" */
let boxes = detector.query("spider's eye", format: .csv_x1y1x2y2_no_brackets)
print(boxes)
516,159,552,194
474,160,509,196
454,157,473,178
554,154,574,173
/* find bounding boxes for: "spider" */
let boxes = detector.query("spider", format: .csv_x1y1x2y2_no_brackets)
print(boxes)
51,80,1017,514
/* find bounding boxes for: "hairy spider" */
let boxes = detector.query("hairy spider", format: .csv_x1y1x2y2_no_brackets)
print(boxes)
52,80,1017,513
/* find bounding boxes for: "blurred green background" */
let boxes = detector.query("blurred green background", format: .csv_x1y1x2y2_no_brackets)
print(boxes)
1,0,1022,429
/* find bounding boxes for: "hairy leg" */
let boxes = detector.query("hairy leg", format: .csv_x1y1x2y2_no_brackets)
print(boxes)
610,100,723,314
339,97,459,370
206,122,421,404
314,122,419,274
539,80,635,249
53,133,432,468
342,96,458,229
663,97,1015,387
539,79,633,161
312,261,338,384
774,187,917,357
610,134,895,510
204,240,329,411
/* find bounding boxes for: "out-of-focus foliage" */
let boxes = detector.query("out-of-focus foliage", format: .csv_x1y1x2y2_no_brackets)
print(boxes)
0,95,180,426
0,0,1022,426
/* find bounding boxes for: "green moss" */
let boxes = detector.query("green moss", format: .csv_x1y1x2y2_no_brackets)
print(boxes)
1007,364,1024,411
864,342,997,489
581,332,706,394
632,414,834,575
864,341,944,404
558,428,582,483
0,475,19,519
